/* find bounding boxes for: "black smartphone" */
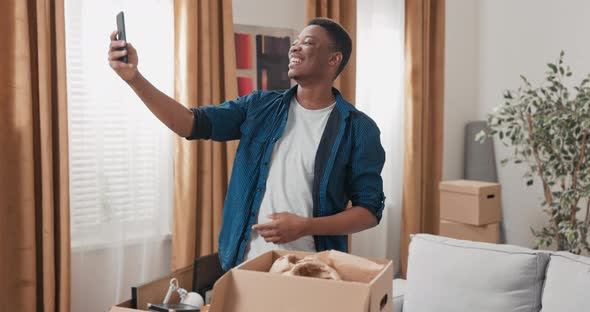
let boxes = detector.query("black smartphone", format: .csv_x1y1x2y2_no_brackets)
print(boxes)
116,11,128,63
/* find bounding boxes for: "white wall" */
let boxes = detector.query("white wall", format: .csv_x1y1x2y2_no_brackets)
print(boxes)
445,0,590,248
443,0,480,181
233,0,306,31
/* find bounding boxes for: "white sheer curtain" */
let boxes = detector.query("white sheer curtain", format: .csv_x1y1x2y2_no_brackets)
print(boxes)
64,1,174,311
352,0,405,276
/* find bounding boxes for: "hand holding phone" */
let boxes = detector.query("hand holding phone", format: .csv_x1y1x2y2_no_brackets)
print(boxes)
108,11,138,81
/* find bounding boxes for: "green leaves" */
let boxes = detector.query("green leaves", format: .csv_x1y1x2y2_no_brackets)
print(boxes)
520,75,532,87
482,51,590,253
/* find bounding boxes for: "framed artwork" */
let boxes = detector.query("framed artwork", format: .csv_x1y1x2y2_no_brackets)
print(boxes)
234,24,296,96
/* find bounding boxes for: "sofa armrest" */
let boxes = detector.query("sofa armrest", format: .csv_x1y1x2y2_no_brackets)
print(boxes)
393,278,407,312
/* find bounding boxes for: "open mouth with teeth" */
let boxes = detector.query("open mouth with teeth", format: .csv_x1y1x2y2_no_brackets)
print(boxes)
289,57,303,68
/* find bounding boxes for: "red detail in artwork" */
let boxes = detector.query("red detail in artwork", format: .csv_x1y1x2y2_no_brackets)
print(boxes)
238,77,254,96
235,33,253,70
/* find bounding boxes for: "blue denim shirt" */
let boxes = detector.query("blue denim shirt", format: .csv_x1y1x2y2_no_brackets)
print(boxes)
187,85,385,271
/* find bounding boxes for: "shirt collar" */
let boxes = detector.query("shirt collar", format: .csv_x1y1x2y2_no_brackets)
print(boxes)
282,85,355,118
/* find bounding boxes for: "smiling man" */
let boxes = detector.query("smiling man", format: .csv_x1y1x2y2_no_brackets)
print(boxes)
108,18,385,271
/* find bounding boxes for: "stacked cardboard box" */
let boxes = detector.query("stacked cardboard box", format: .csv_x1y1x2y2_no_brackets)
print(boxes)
439,180,502,243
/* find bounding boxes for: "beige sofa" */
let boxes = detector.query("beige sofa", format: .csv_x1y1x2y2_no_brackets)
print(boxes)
393,234,590,312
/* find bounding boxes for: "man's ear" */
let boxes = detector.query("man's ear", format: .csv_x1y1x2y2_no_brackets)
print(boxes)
329,52,343,67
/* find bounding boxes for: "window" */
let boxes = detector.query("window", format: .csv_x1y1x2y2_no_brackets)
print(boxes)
65,0,174,248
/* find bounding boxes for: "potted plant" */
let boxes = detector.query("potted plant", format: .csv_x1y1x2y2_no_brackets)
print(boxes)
477,52,590,254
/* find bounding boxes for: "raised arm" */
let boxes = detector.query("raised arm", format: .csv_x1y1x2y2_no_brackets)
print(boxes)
108,30,193,137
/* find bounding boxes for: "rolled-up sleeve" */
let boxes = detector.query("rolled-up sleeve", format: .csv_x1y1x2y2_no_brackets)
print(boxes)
347,117,386,223
185,91,259,141
185,108,213,140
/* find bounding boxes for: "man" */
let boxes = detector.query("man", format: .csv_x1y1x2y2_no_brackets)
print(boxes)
108,18,385,271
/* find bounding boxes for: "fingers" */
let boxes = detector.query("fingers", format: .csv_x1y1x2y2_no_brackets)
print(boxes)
252,221,276,231
109,40,126,52
264,236,281,243
126,42,136,53
253,222,282,243
109,29,126,52
108,49,127,61
109,30,126,51
109,60,134,70
257,229,279,238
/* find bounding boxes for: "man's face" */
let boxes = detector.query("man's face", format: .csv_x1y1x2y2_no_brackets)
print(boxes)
288,25,339,82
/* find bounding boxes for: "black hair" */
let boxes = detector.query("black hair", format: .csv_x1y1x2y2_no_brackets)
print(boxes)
307,18,352,78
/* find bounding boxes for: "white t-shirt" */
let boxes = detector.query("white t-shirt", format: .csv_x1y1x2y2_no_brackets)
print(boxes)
245,96,336,260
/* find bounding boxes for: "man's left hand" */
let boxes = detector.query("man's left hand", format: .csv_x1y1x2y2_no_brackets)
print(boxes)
252,212,310,244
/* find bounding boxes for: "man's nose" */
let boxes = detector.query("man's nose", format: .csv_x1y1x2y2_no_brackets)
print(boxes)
290,43,301,54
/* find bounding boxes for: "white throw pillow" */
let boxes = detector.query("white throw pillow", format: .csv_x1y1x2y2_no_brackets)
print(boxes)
540,251,590,312
403,234,549,312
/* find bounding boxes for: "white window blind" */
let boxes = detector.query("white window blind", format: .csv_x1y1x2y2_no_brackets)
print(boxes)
65,0,174,248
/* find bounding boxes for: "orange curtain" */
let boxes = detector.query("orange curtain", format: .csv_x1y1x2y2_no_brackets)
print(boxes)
400,0,445,277
171,0,239,270
0,0,70,311
306,0,357,103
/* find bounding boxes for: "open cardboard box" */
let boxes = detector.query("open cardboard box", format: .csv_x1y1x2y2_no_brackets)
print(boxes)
209,249,393,312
